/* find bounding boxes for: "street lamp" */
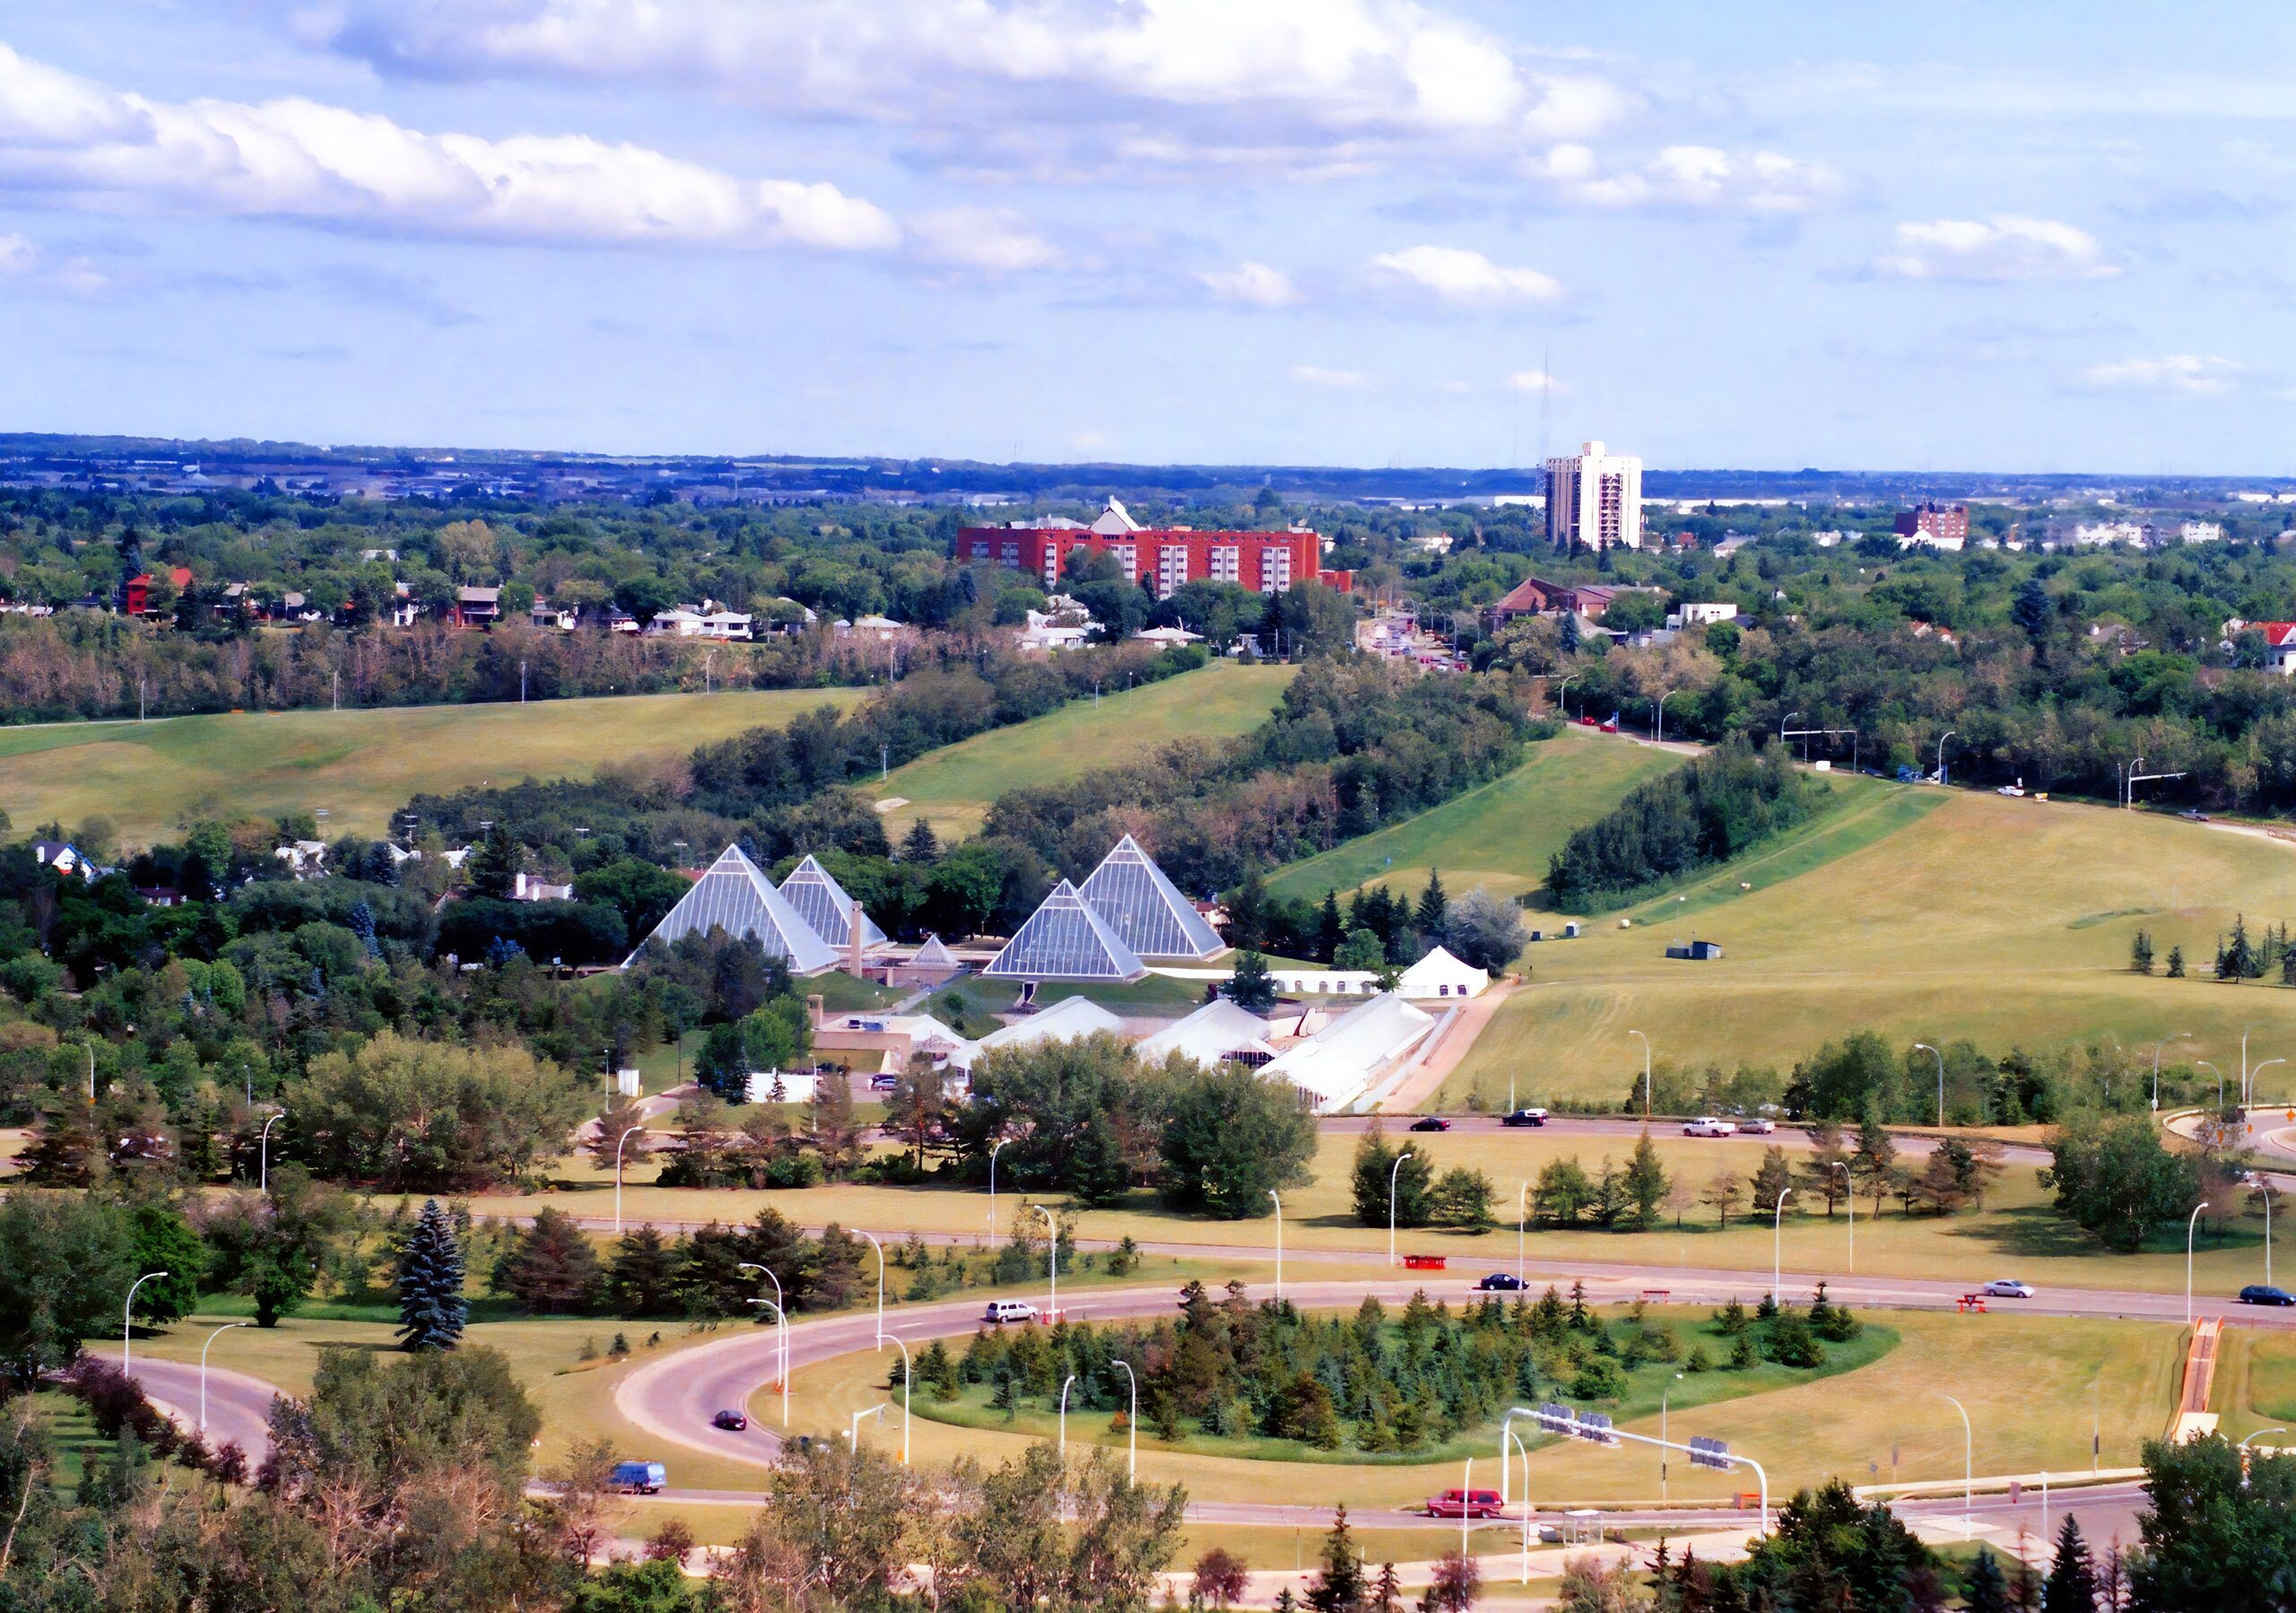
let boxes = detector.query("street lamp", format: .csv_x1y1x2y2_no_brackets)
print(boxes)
1935,729,1955,785
1770,1189,1793,1303
123,1271,170,1373
1936,1391,1973,1540
882,1335,911,1464
84,1041,96,1105
1387,1152,1414,1266
1057,1373,1078,1521
2241,1426,2289,1486
2252,1059,2286,1111
2197,1059,2223,1110
199,1321,248,1432
1831,1160,1853,1273
848,1404,886,1450
1035,1205,1058,1321
1660,1372,1684,1501
738,1262,788,1426
1654,688,1677,745
857,1230,888,1342
1268,1190,1283,1305
2259,1179,2276,1289
612,1125,644,1234
1629,1030,1651,1119
988,1138,1009,1242
1500,1418,1534,1582
2152,1033,2191,1112
1110,1359,1137,1482
259,1111,285,1194
1517,1181,1529,1289
2188,1202,2211,1323
1913,1042,1945,1127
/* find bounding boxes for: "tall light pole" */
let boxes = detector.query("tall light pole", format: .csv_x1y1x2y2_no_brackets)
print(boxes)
2188,1202,2211,1323
1387,1152,1414,1266
883,1335,911,1465
1501,1419,1533,1582
259,1111,285,1194
1936,1391,1973,1540
124,1271,170,1373
1660,1372,1684,1501
1517,1181,1529,1288
2197,1059,2223,1110
857,1230,888,1341
2252,1059,2286,1111
613,1125,644,1234
1913,1042,1945,1126
2260,1179,2276,1289
1831,1160,1853,1273
1111,1359,1137,1481
1935,729,1955,785
1654,688,1677,745
1770,1188,1793,1303
1458,1456,1473,1563
1629,1030,1651,1118
1035,1205,1058,1321
1268,1190,1283,1305
199,1321,248,1432
2152,1033,2191,1112
2242,1023,2260,1107
739,1262,788,1426
85,1042,96,1105
1057,1373,1078,1521
987,1138,1009,1242
848,1404,885,1450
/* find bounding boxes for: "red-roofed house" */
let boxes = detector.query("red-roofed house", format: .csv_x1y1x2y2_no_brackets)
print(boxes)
2254,622,2296,674
124,566,192,617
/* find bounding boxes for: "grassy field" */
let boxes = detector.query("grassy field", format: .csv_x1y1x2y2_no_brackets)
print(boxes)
1443,781,2296,1104
0,687,865,845
771,1308,2182,1505
1268,729,1686,904
873,662,1293,842
2211,1326,2296,1441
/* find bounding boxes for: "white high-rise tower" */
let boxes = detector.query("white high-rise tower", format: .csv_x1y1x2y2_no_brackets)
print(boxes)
1544,440,1643,551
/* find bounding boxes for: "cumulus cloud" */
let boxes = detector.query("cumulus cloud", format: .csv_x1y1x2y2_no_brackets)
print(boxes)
2080,353,2239,397
1372,244,1561,304
1506,368,1566,393
0,231,109,294
1291,363,1370,388
0,42,897,252
1196,261,1299,307
1527,143,1842,213
1874,215,2118,283
909,207,1061,273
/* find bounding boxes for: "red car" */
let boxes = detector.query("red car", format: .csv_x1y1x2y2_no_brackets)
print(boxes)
1427,1488,1506,1519
1598,716,1621,734
1578,714,1598,727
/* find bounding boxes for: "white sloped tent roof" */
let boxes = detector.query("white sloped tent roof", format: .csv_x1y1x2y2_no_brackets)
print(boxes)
976,993,1125,1051
778,855,890,950
623,843,840,974
1076,834,1226,961
1396,945,1490,998
1134,998,1278,1068
1256,991,1437,1112
982,880,1147,981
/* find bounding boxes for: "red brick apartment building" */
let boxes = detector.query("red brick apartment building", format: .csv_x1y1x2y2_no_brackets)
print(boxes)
958,498,1352,599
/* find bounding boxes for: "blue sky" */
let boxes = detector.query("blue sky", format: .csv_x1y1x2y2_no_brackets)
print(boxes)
0,2,2290,472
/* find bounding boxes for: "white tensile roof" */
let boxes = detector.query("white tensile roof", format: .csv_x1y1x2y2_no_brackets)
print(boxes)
1396,945,1490,998
778,855,890,951
976,994,1125,1051
1133,998,1278,1068
1077,835,1226,961
982,879,1148,981
622,843,839,974
1256,991,1437,1112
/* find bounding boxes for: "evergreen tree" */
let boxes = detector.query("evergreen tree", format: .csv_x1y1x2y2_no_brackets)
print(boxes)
1962,1548,2013,1613
1414,869,1448,937
1226,951,1278,1012
2013,575,2052,652
346,900,380,960
1317,891,1345,963
396,1198,468,1350
2042,1515,2096,1611
491,1206,601,1313
899,817,940,864
2217,913,2257,981
2166,944,2186,979
603,1225,682,1316
1560,611,1581,655
1851,1103,1898,1214
1622,1129,1670,1231
1305,1504,1368,1613
2283,943,2296,989
466,820,524,901
1750,1145,1794,1220
2129,929,2153,975
1225,871,1269,952
1372,1562,1403,1613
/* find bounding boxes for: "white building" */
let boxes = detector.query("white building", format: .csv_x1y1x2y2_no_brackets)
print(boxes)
2073,520,2145,547
1544,440,1644,551
1395,946,1490,1001
1257,992,1439,1112
2179,521,2225,545
1676,602,1740,626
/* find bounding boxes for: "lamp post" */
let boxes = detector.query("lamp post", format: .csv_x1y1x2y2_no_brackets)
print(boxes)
259,1111,285,1194
2252,1059,2286,1112
123,1271,169,1373
1831,1160,1853,1273
1387,1152,1413,1266
199,1321,248,1433
848,1404,885,1450
1111,1359,1137,1481
1458,1456,1473,1563
2243,1023,2258,1106
2188,1202,2211,1323
2197,1059,2223,1110
1036,1205,1058,1321
612,1125,644,1234
2241,1426,2289,1487
1268,1190,1283,1305
1913,1042,1945,1126
1660,1372,1684,1501
2152,1033,2191,1112
2260,1179,2276,1289
988,1138,1009,1242
1936,1391,1973,1540
1517,1181,1529,1288
857,1230,887,1342
1935,729,1955,785
1629,1030,1651,1118
1654,688,1677,745
1770,1189,1792,1303
85,1042,96,1105
883,1335,911,1464
1057,1373,1078,1521
738,1262,788,1426
1502,1420,1533,1582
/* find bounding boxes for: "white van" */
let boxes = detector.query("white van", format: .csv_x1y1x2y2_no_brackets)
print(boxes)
983,1300,1039,1326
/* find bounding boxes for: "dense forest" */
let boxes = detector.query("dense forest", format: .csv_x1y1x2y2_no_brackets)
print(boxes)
1546,743,1818,911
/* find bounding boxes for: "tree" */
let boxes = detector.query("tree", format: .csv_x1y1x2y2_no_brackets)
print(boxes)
1159,1062,1317,1220
1430,1166,1497,1231
567,1557,712,1612
1851,1106,1899,1215
1351,1125,1434,1228
1226,950,1278,1011
0,1191,137,1389
2013,575,2052,651
2042,1515,2096,1612
1701,1170,1744,1227
396,1199,468,1350
887,1059,953,1171
1196,1547,1250,1610
1423,1548,1481,1612
588,1096,649,1172
2041,1113,2202,1251
1414,870,1448,936
492,1207,601,1313
1622,1129,1670,1230
1318,891,1345,961
1306,1503,1369,1612
128,1203,209,1326
465,819,525,901
2128,1434,2296,1610
1963,1548,2013,1613
1444,887,1526,974
1335,927,1387,974
1800,1121,1850,1216
604,1225,683,1317
899,817,941,863
2129,929,2154,975
1556,1555,1643,1611
1750,1146,1794,1222
2166,944,2186,978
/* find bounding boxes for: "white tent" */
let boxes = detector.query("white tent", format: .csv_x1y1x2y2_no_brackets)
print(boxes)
1077,834,1227,961
778,855,890,951
1256,992,1437,1113
982,880,1148,982
1396,946,1490,1000
622,843,839,974
1134,998,1279,1068
960,996,1126,1070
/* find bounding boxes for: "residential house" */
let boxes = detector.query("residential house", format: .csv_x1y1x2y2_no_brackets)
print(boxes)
510,871,575,901
387,586,422,628
1488,577,1657,625
697,610,753,641
450,587,501,629
1675,602,1739,626
604,608,640,634
644,607,705,638
530,599,580,631
274,840,329,876
124,566,193,617
842,614,903,641
30,841,95,882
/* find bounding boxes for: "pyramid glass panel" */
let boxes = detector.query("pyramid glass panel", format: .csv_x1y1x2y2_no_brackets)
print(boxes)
983,879,1147,981
778,855,890,950
1077,834,1226,960
623,844,840,973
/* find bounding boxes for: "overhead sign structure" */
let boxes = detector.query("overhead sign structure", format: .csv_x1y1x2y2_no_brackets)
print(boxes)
1690,1435,1732,1471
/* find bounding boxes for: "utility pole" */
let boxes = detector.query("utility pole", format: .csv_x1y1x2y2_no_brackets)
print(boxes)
331,668,339,712
519,660,527,704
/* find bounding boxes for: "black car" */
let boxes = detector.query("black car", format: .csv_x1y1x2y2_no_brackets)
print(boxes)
1409,1116,1452,1132
2239,1285,2296,1306
711,1409,750,1431
1475,1273,1528,1292
1500,1109,1548,1128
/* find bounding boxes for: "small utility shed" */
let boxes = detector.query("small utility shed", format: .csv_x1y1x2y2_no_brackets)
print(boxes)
1665,940,1725,961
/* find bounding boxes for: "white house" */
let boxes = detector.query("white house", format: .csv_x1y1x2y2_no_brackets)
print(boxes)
530,600,580,631
30,841,95,881
644,608,705,638
1677,602,1739,626
1133,625,1203,647
1396,946,1490,1000
511,871,575,902
698,610,754,641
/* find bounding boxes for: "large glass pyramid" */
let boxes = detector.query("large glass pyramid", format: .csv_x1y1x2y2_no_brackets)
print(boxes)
982,879,1148,981
778,855,890,951
1077,834,1227,960
622,843,840,974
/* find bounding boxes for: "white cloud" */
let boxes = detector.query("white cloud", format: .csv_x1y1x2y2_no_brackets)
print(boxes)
909,208,1060,272
0,232,31,274
1506,369,1567,393
0,231,109,294
1291,363,1370,388
1196,261,1299,307
1371,244,1561,304
2080,354,2240,397
1526,143,1842,213
0,42,897,252
1874,215,2118,283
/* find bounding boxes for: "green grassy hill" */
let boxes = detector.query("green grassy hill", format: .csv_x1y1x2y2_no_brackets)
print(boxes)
874,660,1293,841
0,687,865,846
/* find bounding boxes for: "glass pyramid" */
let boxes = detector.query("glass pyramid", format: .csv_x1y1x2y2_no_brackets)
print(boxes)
778,855,890,951
982,879,1148,981
622,843,840,973
909,934,960,972
1077,834,1227,960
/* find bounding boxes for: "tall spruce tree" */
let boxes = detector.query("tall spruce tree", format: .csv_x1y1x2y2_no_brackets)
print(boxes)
2129,929,2153,975
2042,1515,2097,1611
1414,869,1448,937
1317,890,1345,962
900,817,940,863
1623,1129,1671,1230
396,1198,468,1350
1304,1504,1368,1613
1961,1548,2013,1613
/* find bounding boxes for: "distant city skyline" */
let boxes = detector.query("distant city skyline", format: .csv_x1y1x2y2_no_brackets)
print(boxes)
0,4,2292,472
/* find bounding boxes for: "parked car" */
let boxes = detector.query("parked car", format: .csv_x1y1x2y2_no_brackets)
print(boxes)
1500,1108,1549,1128
610,1460,667,1495
869,1073,900,1091
1578,714,1598,728
1996,784,2026,798
711,1409,749,1431
1981,1279,2036,1299
1598,716,1621,734
984,1300,1040,1325
1682,1117,1737,1138
1409,1116,1452,1132
1738,1117,1776,1135
2179,808,2210,822
1475,1273,1528,1292
2239,1285,2296,1307
1427,1488,1507,1519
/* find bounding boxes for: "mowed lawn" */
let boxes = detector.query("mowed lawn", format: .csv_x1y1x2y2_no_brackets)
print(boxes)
1446,783,2296,1105
1268,728,1687,904
873,662,1293,842
2211,1325,2296,1442
0,687,863,844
